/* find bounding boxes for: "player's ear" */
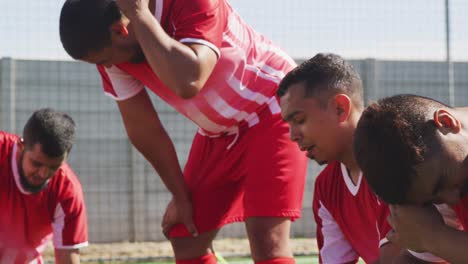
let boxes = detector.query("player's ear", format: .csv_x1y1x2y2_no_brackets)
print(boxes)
433,109,461,134
17,137,25,151
332,94,352,122
110,21,129,38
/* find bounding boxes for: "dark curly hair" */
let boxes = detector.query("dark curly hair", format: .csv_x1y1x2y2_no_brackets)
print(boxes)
353,94,448,204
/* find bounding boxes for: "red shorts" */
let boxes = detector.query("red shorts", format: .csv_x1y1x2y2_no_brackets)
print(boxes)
169,104,308,237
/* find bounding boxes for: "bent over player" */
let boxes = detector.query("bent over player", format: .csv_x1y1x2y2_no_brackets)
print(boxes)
59,0,307,263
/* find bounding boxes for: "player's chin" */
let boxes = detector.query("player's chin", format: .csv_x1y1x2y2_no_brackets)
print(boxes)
308,155,327,165
316,159,328,166
27,178,47,187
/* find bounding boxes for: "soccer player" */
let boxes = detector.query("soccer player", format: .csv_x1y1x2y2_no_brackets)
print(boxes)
354,94,468,263
277,54,450,264
0,108,88,264
59,0,307,263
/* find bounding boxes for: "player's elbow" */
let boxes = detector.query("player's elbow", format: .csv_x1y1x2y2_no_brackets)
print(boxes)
175,82,203,99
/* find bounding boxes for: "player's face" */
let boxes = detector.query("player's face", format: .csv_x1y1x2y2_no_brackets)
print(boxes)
81,42,145,68
280,83,344,165
17,142,65,193
407,139,468,206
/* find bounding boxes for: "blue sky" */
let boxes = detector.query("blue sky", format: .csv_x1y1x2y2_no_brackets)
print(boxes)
1,0,466,61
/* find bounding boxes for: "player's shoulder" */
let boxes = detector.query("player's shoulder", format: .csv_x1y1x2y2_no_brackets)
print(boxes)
0,131,18,143
172,0,221,12
0,131,19,157
314,161,343,196
50,162,84,199
315,161,342,184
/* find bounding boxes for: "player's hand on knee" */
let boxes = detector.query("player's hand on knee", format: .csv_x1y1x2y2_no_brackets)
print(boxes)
162,197,198,238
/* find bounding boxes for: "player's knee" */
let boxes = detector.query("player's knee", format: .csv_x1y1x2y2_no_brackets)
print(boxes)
170,230,218,260
175,253,217,264
246,217,292,260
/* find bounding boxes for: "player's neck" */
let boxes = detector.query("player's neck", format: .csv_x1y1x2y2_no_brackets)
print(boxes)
341,149,361,185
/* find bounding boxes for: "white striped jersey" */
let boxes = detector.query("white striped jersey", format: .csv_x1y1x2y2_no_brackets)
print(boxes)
97,0,296,135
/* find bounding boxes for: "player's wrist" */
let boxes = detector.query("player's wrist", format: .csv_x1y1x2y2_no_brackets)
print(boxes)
171,187,191,203
127,8,153,24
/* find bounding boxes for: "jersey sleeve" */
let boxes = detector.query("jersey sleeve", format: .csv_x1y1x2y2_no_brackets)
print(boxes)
171,0,226,57
97,65,145,101
0,132,16,161
376,200,392,247
313,173,359,264
52,165,88,249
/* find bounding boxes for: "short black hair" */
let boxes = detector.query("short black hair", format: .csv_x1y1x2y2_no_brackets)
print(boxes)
23,108,76,158
277,53,363,109
354,94,448,204
60,0,121,59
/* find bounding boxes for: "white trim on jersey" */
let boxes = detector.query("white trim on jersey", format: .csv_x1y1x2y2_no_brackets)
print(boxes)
256,41,297,69
36,234,53,255
184,102,229,134
52,203,66,248
407,250,447,263
267,97,281,115
205,90,250,122
244,64,283,84
245,112,259,127
11,143,33,195
379,237,389,248
318,201,358,264
179,38,221,58
154,0,163,22
104,66,145,101
54,241,89,250
225,75,270,105
436,203,464,230
252,62,288,80
52,203,88,249
340,163,362,196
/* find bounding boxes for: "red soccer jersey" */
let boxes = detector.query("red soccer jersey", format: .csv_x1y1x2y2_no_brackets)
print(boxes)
97,0,296,135
0,131,88,264
452,196,468,230
312,162,390,264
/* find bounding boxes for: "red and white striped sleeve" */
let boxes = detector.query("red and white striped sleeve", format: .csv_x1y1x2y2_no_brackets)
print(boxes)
52,164,88,249
97,65,145,101
171,0,225,58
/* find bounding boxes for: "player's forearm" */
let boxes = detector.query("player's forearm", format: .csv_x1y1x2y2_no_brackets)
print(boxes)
376,241,401,264
118,92,189,200
130,10,208,99
424,225,468,263
128,126,188,200
55,249,80,264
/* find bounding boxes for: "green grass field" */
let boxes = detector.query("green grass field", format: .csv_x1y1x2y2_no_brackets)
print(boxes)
135,256,318,264
131,255,366,264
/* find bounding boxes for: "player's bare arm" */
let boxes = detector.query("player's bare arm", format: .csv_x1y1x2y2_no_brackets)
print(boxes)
375,241,401,264
388,204,468,263
116,89,198,236
55,248,80,264
377,230,442,263
116,0,218,99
